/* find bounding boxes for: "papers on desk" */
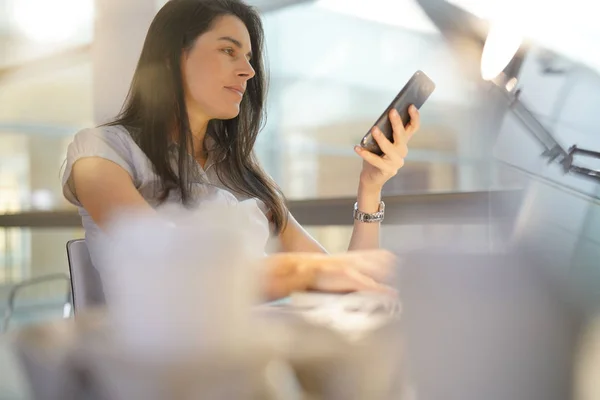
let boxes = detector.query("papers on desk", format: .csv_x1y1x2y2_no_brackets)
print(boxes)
261,292,401,341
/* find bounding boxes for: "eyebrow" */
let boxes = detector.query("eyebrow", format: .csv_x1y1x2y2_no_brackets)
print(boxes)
217,36,253,59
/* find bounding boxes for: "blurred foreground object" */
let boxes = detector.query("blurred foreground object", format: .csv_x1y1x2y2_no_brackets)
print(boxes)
10,204,406,399
10,305,405,400
399,251,583,400
96,203,267,360
575,315,600,400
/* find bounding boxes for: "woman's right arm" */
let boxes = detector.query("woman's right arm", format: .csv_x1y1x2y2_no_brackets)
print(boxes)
261,250,396,301
71,157,154,228
72,158,395,299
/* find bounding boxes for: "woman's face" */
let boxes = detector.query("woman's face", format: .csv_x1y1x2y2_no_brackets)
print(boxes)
181,14,256,125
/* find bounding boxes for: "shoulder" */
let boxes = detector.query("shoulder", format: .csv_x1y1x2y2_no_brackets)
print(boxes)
69,124,137,152
62,125,149,196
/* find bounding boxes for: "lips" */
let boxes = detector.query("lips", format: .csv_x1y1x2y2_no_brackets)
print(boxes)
225,86,244,97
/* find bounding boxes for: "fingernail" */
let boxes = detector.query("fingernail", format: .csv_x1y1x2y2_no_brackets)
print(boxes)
354,145,361,152
373,127,381,137
410,105,416,111
392,109,400,117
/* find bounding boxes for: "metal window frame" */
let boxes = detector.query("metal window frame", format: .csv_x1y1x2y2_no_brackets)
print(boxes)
0,190,523,228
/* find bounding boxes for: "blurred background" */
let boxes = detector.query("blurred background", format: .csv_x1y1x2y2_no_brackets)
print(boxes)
1,0,600,397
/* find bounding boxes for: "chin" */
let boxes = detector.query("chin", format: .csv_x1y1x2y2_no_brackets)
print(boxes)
215,106,241,120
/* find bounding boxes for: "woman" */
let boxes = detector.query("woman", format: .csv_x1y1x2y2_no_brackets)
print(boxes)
61,0,421,300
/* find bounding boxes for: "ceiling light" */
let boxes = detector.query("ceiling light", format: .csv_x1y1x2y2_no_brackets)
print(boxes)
11,0,94,43
316,0,438,34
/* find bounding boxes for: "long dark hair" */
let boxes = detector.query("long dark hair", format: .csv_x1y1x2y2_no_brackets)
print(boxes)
106,0,288,233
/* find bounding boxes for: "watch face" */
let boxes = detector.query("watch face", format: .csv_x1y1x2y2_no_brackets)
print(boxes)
353,201,385,222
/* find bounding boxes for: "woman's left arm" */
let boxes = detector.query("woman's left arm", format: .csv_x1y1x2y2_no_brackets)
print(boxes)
348,106,420,250
348,105,420,250
278,106,420,253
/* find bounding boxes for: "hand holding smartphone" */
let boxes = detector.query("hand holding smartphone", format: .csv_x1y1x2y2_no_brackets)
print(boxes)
360,70,435,156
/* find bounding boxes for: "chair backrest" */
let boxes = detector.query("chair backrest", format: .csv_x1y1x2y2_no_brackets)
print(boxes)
66,239,105,312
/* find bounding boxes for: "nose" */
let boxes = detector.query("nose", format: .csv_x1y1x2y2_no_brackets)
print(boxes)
237,58,256,80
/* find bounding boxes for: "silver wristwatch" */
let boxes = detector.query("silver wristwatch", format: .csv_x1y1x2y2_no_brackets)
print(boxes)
353,201,385,223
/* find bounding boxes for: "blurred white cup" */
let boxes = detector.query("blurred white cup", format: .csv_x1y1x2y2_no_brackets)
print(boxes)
97,201,267,361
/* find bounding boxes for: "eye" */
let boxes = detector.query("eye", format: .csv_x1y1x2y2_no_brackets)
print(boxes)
221,48,235,57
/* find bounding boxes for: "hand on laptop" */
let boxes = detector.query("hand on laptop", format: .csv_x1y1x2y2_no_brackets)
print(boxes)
308,249,397,295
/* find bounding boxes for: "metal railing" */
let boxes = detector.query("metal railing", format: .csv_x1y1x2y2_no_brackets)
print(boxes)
0,190,522,333
1,273,72,333
0,190,522,228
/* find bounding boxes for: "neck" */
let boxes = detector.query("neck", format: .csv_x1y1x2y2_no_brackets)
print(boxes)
188,113,210,159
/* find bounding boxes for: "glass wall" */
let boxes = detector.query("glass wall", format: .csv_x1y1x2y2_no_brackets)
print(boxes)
1,0,599,323
0,0,490,288
258,2,489,198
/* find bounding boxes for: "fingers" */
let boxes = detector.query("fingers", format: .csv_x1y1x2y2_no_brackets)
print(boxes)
355,144,391,169
344,268,381,289
311,250,398,294
390,105,420,141
343,268,397,296
371,126,398,159
389,108,407,144
389,110,409,159
350,249,397,281
356,106,420,165
405,105,421,138
355,144,404,174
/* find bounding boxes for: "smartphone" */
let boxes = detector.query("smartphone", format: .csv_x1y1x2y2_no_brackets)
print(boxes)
360,70,435,155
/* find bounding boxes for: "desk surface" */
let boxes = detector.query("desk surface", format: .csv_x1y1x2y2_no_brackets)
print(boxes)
2,301,402,400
